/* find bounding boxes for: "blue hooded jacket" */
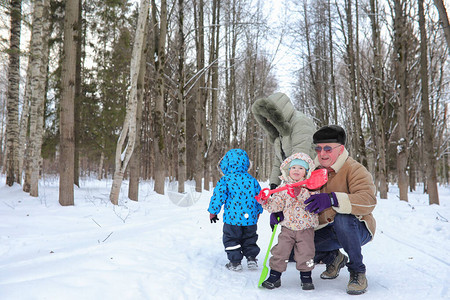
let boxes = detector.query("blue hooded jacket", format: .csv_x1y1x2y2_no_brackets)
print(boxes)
208,149,263,226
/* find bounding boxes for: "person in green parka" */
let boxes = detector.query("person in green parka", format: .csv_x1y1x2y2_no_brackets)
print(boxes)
252,92,316,260
252,92,316,190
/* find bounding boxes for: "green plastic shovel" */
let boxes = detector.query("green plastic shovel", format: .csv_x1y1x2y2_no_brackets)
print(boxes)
258,219,279,287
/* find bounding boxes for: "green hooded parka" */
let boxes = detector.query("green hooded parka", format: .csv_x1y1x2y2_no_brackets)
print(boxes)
252,92,316,186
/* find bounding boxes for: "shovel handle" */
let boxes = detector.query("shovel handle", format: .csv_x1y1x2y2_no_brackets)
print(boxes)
258,218,279,287
255,185,289,201
255,180,307,202
255,169,328,202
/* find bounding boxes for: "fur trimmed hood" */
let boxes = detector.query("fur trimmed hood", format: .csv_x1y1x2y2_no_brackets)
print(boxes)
279,152,315,183
251,92,295,142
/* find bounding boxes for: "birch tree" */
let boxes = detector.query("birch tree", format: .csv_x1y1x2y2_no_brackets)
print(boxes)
25,0,50,197
109,0,149,205
5,0,21,186
128,19,148,201
18,53,32,187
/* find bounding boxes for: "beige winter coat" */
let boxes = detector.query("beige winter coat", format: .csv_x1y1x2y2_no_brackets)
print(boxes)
314,149,377,239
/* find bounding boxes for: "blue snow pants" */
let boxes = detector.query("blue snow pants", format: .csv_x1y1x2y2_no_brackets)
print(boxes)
314,214,372,273
222,223,260,263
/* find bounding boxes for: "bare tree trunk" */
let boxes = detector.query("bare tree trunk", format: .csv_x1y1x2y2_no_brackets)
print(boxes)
110,0,149,204
176,0,186,193
59,0,79,206
97,151,104,180
419,0,439,205
128,21,148,201
0,92,6,172
230,7,238,148
210,0,220,186
346,0,367,166
194,0,206,192
5,0,22,187
223,14,231,149
410,158,417,191
27,0,50,197
200,4,209,190
444,146,449,185
18,59,31,187
368,0,388,199
143,0,158,182
153,0,167,195
328,0,338,124
433,0,450,50
393,0,409,201
74,0,82,188
302,1,328,126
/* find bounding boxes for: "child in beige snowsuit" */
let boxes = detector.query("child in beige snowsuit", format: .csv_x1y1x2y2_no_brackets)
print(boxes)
258,152,319,290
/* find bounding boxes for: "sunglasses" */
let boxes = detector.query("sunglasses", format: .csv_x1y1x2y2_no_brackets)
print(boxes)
314,145,341,153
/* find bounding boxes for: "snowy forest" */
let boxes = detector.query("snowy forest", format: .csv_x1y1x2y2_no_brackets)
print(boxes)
0,0,449,206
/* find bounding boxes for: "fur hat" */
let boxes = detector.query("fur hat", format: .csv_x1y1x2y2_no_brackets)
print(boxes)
313,125,346,145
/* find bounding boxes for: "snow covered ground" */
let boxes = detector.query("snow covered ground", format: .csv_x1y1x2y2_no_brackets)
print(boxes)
0,175,449,300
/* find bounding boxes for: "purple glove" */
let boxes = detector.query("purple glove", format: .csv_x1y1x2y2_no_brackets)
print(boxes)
305,192,338,213
270,212,284,225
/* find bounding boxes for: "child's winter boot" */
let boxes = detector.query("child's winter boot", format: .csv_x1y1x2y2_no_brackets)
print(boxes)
300,271,315,290
247,256,258,270
225,261,243,271
262,269,281,289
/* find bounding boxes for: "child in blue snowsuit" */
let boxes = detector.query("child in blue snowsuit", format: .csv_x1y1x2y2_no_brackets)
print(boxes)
208,149,263,271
